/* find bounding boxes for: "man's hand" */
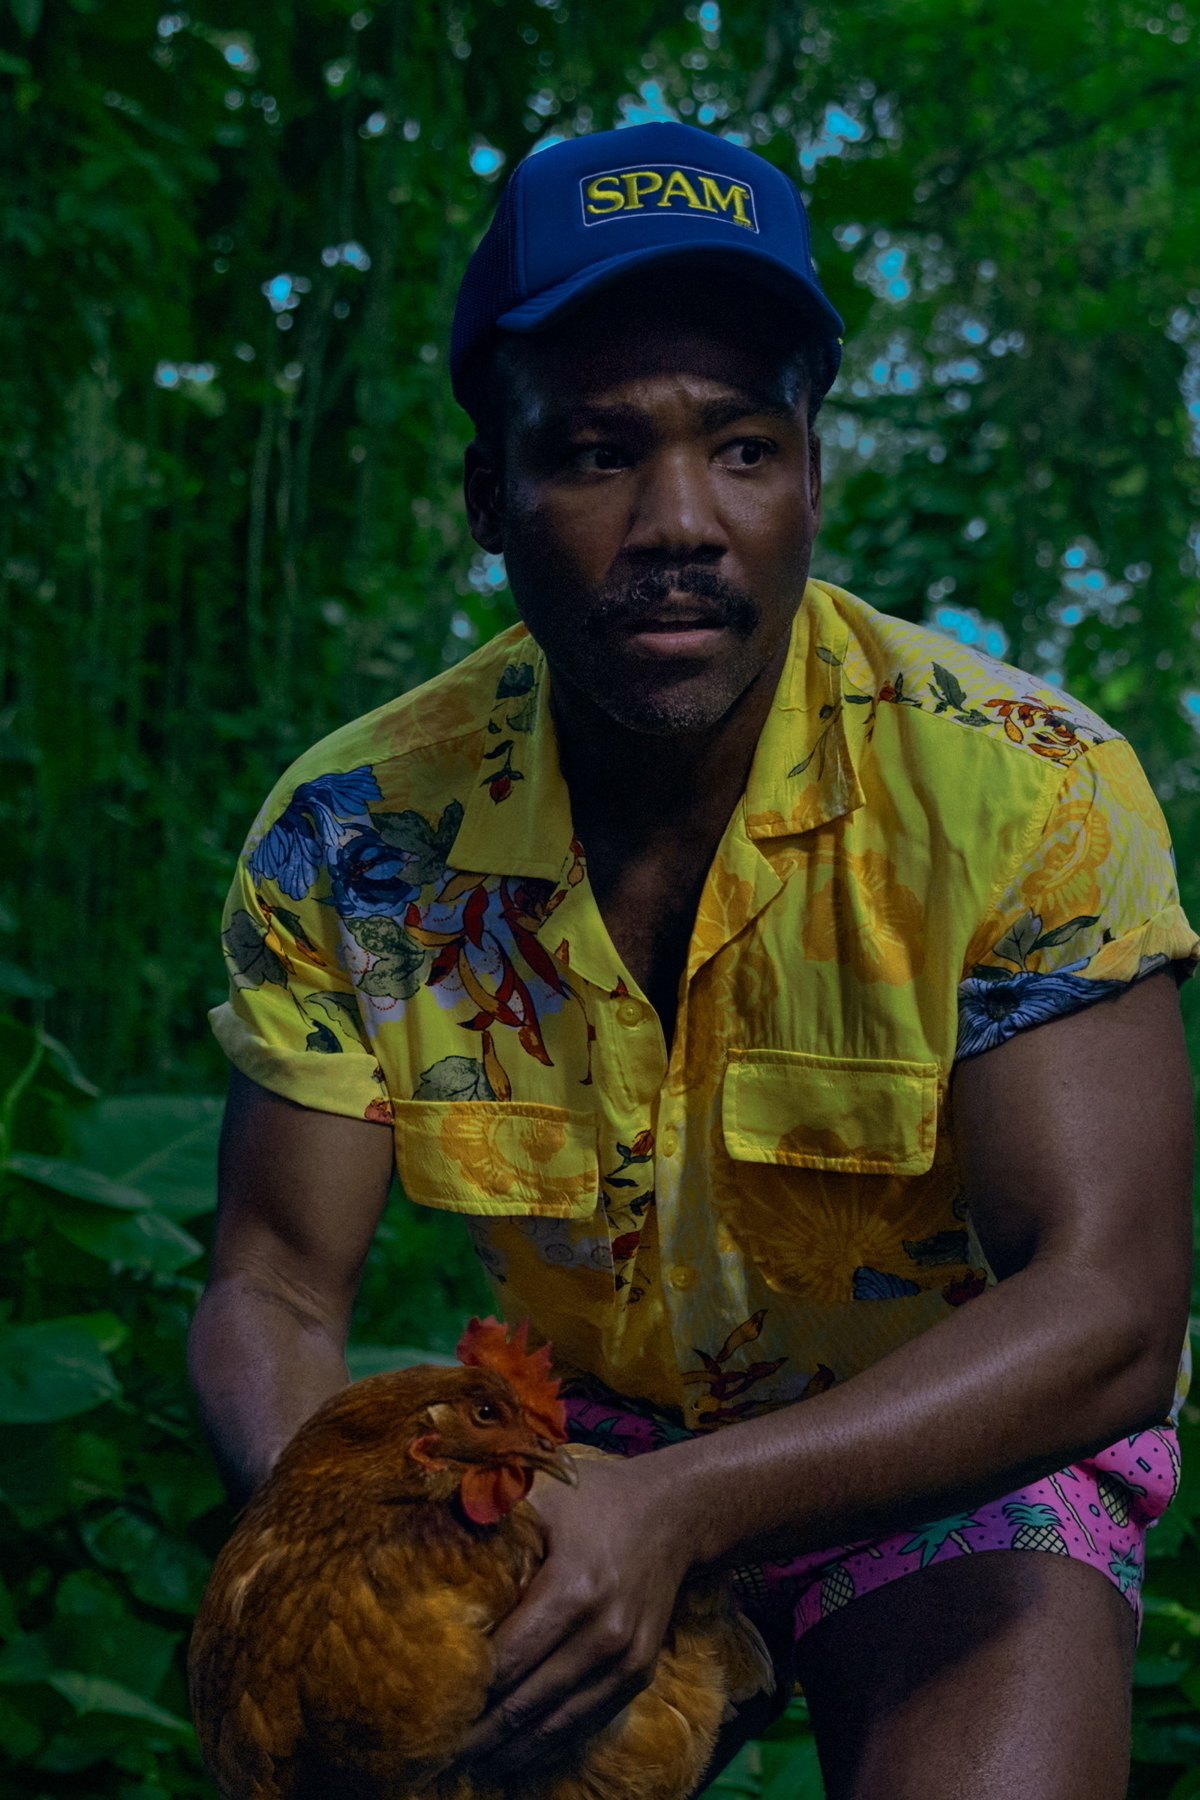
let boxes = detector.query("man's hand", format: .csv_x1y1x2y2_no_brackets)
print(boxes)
459,1453,692,1777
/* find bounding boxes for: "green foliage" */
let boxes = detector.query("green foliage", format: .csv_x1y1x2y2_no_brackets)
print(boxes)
0,1009,487,1797
5,0,1200,1794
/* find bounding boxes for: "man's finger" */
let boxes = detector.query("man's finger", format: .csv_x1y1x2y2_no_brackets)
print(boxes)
476,1660,650,1777
485,1559,598,1697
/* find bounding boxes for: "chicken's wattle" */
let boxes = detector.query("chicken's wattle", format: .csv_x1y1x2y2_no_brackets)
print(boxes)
458,1461,532,1525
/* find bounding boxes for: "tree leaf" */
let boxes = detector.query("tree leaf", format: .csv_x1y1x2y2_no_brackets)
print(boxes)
5,1153,150,1210
80,1509,209,1614
46,1199,203,1275
9,0,43,37
68,1096,223,1220
0,1319,123,1423
46,1671,191,1732
222,908,286,988
0,958,53,1000
413,1055,496,1101
305,1020,342,1053
815,645,842,665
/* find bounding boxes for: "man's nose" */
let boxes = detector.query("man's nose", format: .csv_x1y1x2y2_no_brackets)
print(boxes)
622,448,727,560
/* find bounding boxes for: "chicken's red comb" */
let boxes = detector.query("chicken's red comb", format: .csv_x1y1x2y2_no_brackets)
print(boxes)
456,1317,567,1444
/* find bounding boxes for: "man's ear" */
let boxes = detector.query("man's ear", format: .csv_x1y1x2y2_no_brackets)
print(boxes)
464,441,504,554
808,430,823,530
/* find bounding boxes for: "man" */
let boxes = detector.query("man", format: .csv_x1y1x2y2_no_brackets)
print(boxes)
191,122,1196,1798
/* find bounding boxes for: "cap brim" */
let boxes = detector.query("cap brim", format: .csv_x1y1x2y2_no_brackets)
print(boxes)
495,239,844,345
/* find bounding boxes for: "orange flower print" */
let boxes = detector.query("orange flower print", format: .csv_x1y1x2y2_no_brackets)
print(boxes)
1020,795,1110,923
364,1096,394,1123
802,848,925,986
985,697,1086,763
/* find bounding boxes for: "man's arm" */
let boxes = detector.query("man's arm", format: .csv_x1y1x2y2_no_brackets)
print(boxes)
462,970,1193,1775
188,1068,395,1504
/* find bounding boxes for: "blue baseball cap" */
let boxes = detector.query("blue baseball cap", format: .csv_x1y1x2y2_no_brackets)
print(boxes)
451,121,844,413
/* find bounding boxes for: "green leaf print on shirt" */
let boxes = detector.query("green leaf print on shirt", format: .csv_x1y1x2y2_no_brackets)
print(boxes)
369,799,463,887
222,909,287,989
414,1055,497,1101
346,915,428,1001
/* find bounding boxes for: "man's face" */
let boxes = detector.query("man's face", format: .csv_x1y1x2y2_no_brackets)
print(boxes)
464,298,823,736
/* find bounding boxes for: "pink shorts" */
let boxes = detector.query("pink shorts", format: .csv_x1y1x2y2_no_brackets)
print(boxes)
564,1397,1179,1634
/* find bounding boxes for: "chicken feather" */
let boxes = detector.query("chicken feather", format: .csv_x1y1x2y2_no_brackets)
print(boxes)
190,1346,771,1800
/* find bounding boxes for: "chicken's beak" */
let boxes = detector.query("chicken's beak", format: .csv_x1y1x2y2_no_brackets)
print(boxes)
527,1442,579,1487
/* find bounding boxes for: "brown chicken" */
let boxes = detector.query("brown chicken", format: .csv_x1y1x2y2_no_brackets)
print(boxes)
189,1318,772,1800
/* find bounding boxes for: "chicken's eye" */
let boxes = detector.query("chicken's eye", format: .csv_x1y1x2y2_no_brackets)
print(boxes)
470,1402,501,1426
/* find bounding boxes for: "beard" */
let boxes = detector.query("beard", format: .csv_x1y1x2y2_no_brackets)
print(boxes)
538,563,770,736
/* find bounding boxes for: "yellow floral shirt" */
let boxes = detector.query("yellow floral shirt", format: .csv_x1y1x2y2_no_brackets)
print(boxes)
212,581,1198,1430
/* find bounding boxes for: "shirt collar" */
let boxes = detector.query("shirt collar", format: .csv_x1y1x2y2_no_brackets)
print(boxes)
450,579,866,885
743,579,866,839
449,634,576,883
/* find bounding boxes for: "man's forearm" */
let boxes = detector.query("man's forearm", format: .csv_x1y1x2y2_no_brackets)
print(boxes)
188,1272,350,1504
656,1255,1181,1573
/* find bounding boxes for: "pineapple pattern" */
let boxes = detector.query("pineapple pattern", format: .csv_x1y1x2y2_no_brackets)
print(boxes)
565,1398,1180,1642
820,1564,857,1616
1096,1471,1138,1528
1003,1501,1068,1554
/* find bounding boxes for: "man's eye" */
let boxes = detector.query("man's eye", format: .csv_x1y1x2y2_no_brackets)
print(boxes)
573,444,628,472
716,438,776,468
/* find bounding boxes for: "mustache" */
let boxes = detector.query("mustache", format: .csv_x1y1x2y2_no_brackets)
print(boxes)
585,565,759,639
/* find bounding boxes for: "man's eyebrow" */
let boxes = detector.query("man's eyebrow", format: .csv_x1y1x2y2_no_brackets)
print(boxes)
699,393,798,431
540,393,799,437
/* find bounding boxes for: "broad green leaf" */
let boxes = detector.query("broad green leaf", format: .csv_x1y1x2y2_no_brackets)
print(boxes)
46,1198,203,1275
0,1576,17,1642
347,915,427,1002
760,1736,824,1799
0,1633,50,1685
0,1318,123,1423
51,1572,179,1703
0,1692,41,1759
346,1343,458,1379
80,1509,210,1614
68,1095,223,1219
9,0,43,37
5,1153,150,1210
46,1671,191,1732
0,958,52,1001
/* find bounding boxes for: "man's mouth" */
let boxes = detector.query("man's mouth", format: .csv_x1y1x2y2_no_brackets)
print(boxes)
615,606,733,657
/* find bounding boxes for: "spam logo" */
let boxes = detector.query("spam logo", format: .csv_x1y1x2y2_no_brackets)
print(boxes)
580,163,758,232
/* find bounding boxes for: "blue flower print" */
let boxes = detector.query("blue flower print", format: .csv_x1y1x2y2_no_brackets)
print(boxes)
853,1267,921,1300
956,969,1125,1060
248,766,383,899
326,829,420,918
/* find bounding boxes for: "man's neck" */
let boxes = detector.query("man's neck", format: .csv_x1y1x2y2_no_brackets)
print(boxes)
550,631,790,848
545,633,791,1039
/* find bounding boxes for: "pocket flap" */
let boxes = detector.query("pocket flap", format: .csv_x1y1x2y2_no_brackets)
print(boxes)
392,1101,599,1218
722,1050,939,1176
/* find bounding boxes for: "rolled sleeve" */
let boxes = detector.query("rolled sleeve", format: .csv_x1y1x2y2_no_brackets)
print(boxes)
209,849,392,1123
956,737,1199,1059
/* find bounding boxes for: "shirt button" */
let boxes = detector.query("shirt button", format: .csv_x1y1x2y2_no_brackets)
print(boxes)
616,998,643,1028
660,1123,679,1157
667,1264,696,1292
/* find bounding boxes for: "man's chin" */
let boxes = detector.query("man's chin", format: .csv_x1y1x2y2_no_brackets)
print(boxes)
581,665,749,737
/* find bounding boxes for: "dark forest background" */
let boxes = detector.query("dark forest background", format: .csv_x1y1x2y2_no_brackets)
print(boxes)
4,0,1200,1794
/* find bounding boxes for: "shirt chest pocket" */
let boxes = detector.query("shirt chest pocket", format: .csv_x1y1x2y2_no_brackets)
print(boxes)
392,1101,600,1218
721,1049,940,1177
